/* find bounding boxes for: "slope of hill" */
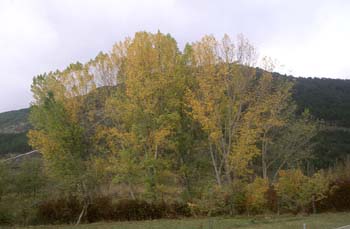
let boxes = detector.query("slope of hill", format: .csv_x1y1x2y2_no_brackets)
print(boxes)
288,75,350,168
0,76,349,164
0,108,31,155
292,77,350,127
0,108,30,133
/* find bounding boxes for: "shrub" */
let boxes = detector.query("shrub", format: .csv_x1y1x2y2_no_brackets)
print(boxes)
245,177,269,215
276,169,329,214
112,199,190,221
37,196,81,224
167,202,192,218
37,196,191,224
0,207,12,225
113,199,155,221
265,185,278,213
329,179,350,211
318,178,350,212
86,196,114,222
195,185,232,216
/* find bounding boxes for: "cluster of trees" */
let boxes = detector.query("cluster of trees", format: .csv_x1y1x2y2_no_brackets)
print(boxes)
0,31,346,225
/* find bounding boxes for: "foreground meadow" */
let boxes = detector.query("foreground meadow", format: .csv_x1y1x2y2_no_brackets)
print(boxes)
11,212,350,229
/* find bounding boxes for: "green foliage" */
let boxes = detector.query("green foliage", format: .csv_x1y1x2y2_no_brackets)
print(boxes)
312,129,350,169
276,169,329,213
29,95,87,188
266,110,319,180
195,185,232,216
0,158,48,225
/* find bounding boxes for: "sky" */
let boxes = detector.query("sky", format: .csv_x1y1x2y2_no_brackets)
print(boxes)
1,0,350,112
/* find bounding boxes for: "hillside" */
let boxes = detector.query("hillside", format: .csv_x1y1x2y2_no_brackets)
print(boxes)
291,77,350,168
0,108,31,155
292,77,350,127
0,108,30,133
0,76,350,163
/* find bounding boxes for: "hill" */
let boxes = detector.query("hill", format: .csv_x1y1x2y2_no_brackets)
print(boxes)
291,77,350,168
0,108,30,134
292,77,350,127
0,76,350,164
0,108,31,156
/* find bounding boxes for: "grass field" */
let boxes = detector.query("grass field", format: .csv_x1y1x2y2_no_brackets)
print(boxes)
10,212,350,229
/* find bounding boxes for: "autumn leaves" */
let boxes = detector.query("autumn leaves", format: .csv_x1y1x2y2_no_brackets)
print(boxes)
28,31,314,205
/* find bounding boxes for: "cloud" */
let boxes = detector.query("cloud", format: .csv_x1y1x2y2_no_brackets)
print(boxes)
0,0,59,111
260,1,350,77
0,0,349,112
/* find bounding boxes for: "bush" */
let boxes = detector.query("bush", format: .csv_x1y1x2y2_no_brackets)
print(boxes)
38,196,191,224
37,196,81,224
0,208,12,225
195,185,233,216
167,202,192,218
276,169,329,214
317,178,350,212
245,177,269,215
112,199,191,221
86,196,114,222
113,199,156,221
329,179,350,211
265,185,278,213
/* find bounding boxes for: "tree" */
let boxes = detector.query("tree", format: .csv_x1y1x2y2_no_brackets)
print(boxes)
268,110,319,181
28,63,109,224
255,59,294,180
103,31,185,201
186,35,292,186
25,31,321,221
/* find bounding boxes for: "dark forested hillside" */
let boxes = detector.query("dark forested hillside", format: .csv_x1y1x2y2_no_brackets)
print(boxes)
289,76,350,168
0,108,30,133
0,108,31,155
293,77,350,127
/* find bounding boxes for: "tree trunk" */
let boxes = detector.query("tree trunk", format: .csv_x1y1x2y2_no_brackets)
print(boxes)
76,202,88,225
312,195,317,214
262,157,267,180
262,132,268,180
224,159,232,185
128,182,136,200
209,143,222,186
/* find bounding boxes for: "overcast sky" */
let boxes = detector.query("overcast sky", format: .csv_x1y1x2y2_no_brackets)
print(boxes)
1,0,350,112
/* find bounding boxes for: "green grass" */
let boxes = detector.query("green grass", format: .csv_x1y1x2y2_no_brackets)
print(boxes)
9,212,350,229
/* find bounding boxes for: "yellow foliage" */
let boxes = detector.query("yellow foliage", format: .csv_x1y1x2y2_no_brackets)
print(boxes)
245,177,269,214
